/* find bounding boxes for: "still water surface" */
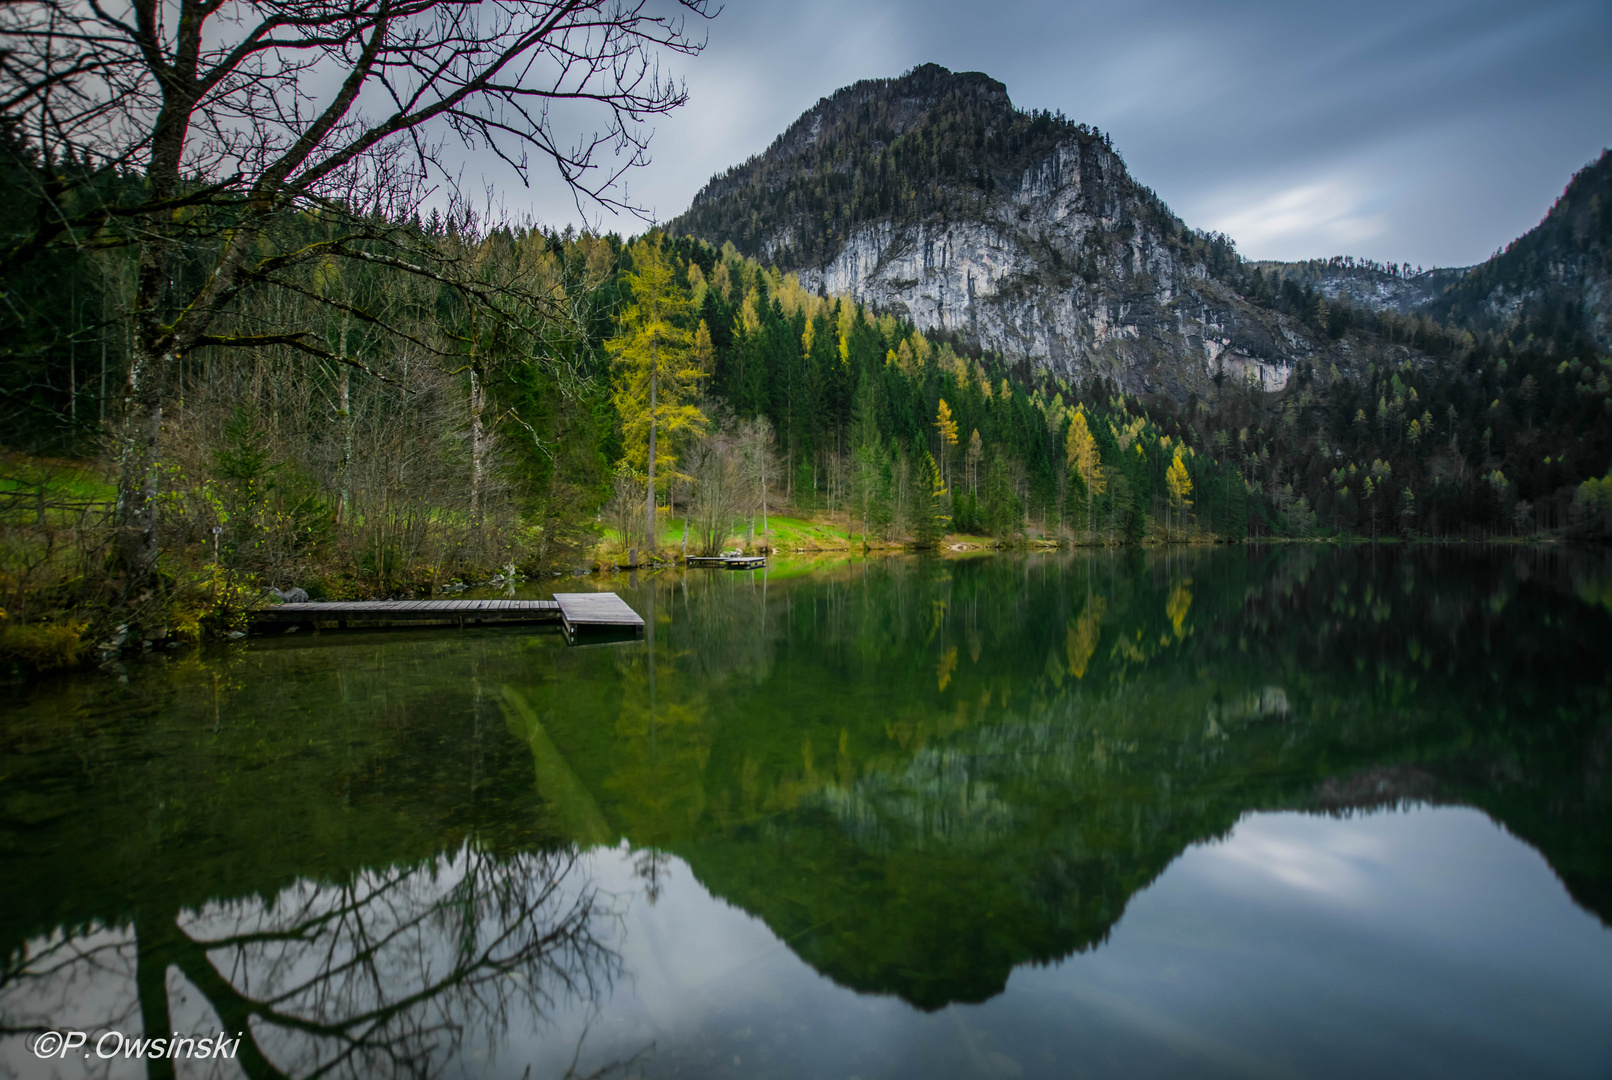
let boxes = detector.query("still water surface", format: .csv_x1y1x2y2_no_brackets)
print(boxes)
2,546,1611,1078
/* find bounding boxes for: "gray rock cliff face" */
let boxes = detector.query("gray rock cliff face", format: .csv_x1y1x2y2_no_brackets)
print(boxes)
786,138,1313,398
1446,252,1612,352
672,64,1442,401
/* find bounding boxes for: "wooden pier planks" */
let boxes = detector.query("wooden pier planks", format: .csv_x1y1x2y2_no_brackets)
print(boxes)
553,592,645,637
249,593,645,640
685,555,767,569
252,598,560,626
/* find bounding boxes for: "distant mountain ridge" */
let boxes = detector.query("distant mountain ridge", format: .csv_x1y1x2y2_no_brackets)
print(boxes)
1428,150,1612,352
1255,150,1612,354
671,64,1611,392
1250,258,1470,317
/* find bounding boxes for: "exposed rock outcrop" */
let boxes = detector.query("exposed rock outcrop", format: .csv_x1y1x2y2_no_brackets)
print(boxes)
672,65,1398,400
1253,258,1468,315
673,66,1609,399
790,143,1310,397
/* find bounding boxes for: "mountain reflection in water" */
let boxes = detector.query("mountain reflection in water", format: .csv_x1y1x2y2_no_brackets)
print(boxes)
2,546,1610,1078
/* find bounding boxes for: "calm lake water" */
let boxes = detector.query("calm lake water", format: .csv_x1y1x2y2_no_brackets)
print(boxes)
3,547,1611,1079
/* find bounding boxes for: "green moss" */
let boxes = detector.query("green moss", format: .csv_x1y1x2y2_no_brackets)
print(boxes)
0,620,87,671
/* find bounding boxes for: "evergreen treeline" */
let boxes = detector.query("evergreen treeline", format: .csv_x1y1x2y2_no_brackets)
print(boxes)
1209,228,1612,538
644,232,1238,547
6,128,1612,670
631,228,1612,547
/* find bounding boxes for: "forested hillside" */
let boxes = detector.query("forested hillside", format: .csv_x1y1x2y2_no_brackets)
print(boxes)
4,75,1612,671
637,232,1612,545
665,65,1612,543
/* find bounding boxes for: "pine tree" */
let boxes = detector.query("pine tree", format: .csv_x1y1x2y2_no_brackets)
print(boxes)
912,450,950,548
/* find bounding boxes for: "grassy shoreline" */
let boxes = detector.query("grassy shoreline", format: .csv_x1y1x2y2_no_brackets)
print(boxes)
1,454,1587,677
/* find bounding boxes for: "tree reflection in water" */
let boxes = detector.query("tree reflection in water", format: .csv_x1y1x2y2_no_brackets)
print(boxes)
2,846,624,1079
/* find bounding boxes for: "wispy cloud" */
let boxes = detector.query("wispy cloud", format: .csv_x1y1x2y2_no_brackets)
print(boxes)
489,0,1610,264
1198,814,1395,905
1200,177,1389,261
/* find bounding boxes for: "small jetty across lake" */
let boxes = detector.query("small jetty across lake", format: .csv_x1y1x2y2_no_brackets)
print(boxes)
685,554,767,569
250,593,644,641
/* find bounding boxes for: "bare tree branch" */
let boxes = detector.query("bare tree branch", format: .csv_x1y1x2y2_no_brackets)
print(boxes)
0,0,712,587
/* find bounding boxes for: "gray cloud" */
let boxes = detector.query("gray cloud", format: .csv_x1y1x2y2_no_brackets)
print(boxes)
500,0,1611,268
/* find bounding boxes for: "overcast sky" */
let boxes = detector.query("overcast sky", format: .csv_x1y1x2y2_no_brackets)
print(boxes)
510,0,1611,269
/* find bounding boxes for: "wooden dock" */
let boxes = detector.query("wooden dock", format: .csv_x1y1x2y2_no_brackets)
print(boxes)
252,598,559,629
553,593,645,640
250,593,644,640
685,554,767,569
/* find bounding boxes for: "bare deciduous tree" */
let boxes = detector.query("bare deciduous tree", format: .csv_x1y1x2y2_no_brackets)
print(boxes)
1,846,629,1079
685,421,740,556
735,413,775,549
1,0,712,590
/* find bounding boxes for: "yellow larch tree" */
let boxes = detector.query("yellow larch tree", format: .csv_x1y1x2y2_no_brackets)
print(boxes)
735,287,762,337
894,338,917,374
935,398,959,489
1066,407,1104,538
692,319,715,375
710,259,733,302
908,332,932,369
1165,445,1193,538
836,294,856,363
607,238,706,551
686,261,708,307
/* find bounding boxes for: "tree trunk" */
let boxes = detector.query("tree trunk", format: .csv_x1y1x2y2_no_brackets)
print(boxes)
645,343,658,552
134,911,177,1080
68,280,77,425
469,365,487,531
99,262,109,425
113,341,169,592
337,311,353,526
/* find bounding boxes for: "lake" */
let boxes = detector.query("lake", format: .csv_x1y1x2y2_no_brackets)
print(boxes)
2,546,1611,1079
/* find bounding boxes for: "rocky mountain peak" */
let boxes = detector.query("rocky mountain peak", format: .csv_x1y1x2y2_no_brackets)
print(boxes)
672,67,1608,401
673,64,1118,269
671,65,1297,399
687,65,1011,210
